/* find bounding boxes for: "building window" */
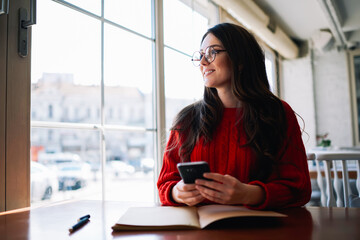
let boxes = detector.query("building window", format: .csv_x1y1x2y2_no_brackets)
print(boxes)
48,105,53,119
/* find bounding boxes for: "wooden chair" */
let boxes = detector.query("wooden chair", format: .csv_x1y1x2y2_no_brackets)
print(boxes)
314,151,360,207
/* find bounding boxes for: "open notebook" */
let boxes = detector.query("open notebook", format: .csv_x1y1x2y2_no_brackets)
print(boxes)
112,204,286,231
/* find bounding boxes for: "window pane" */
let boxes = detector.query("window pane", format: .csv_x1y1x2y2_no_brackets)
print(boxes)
164,0,209,55
31,1,101,124
104,131,155,202
264,49,277,94
354,56,360,141
164,47,203,129
105,0,152,38
104,24,154,128
31,128,101,206
63,0,101,16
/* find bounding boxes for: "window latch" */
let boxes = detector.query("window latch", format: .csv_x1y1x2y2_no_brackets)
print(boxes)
18,0,37,57
0,0,9,15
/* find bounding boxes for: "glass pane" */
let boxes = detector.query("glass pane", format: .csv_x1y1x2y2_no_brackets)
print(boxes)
31,1,101,124
164,47,203,129
64,0,101,16
104,131,155,202
265,49,277,94
31,128,101,206
354,56,360,141
105,0,152,38
164,0,209,55
104,24,154,128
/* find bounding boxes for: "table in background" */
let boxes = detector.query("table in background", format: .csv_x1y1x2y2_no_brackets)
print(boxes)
0,200,360,240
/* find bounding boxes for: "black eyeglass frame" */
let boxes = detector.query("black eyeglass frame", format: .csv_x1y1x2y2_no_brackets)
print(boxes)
191,46,227,67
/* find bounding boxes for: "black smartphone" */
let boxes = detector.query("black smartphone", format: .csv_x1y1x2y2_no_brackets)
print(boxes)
177,161,211,184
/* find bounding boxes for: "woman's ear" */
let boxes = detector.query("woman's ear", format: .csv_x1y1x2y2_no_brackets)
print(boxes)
238,64,243,72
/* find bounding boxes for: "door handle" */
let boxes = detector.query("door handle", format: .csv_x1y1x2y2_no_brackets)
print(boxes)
18,0,37,57
0,0,9,15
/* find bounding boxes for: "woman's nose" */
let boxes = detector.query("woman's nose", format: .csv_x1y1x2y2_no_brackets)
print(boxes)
200,55,208,66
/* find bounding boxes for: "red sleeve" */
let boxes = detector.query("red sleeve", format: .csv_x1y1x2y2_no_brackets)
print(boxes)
246,101,312,210
156,130,184,206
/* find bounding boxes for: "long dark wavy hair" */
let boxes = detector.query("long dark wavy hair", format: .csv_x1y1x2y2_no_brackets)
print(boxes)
170,23,287,181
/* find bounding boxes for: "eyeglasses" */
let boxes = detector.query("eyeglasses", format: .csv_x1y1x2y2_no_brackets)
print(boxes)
191,46,227,67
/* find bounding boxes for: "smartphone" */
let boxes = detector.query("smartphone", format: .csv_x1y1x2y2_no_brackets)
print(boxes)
177,161,211,184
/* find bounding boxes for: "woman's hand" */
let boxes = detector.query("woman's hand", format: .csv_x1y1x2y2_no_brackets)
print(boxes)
172,180,205,206
195,173,265,205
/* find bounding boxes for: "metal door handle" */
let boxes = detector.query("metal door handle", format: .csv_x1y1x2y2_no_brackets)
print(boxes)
18,0,37,57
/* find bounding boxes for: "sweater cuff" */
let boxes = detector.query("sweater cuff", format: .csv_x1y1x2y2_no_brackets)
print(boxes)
162,181,185,206
244,180,269,210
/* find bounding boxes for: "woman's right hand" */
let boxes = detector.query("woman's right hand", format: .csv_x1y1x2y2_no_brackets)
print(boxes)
172,180,205,206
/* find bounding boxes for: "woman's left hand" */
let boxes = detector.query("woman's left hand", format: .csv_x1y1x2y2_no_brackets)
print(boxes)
195,173,265,205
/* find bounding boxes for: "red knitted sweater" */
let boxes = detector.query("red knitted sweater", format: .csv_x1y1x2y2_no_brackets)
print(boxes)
157,101,311,209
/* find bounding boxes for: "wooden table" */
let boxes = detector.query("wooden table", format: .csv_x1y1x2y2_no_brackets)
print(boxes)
0,200,359,240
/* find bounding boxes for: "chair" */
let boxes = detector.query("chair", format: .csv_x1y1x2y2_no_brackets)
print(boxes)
307,152,320,206
307,152,316,161
314,151,360,207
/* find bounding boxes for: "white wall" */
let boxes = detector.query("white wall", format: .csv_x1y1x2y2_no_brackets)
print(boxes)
281,47,354,150
313,49,353,148
280,55,317,150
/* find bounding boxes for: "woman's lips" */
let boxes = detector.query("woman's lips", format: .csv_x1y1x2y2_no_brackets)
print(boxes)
204,69,215,77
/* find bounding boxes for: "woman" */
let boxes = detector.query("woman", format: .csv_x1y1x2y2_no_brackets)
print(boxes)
157,23,311,209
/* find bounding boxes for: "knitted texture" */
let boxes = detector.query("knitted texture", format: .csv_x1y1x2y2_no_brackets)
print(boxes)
157,101,311,209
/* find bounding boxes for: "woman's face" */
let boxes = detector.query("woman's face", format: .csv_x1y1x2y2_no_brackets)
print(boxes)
199,33,233,90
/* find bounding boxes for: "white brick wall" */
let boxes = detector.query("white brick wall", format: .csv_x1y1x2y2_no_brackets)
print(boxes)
313,49,353,147
281,55,317,150
281,47,354,150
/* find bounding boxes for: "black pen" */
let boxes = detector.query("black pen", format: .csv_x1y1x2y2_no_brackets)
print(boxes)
69,215,90,233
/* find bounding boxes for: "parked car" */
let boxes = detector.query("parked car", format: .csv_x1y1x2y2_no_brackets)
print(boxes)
57,162,92,190
107,160,135,177
38,152,81,165
30,161,58,202
140,158,154,173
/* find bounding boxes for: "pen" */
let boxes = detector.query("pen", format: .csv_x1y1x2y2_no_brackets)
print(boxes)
78,214,90,221
69,215,90,233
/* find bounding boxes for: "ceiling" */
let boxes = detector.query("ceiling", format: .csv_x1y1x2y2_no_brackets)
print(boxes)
253,0,360,50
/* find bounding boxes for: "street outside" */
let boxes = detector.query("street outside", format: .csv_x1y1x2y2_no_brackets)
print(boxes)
31,171,156,208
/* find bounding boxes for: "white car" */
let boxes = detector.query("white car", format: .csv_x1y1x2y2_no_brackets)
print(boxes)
140,158,154,173
57,162,92,190
30,161,58,202
107,160,135,177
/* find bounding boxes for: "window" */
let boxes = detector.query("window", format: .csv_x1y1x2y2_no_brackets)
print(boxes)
31,0,154,205
48,105,53,119
163,0,218,129
264,47,278,95
30,0,218,206
350,49,360,145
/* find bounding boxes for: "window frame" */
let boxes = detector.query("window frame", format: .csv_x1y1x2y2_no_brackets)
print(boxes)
0,1,6,212
349,49,360,146
0,0,31,211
